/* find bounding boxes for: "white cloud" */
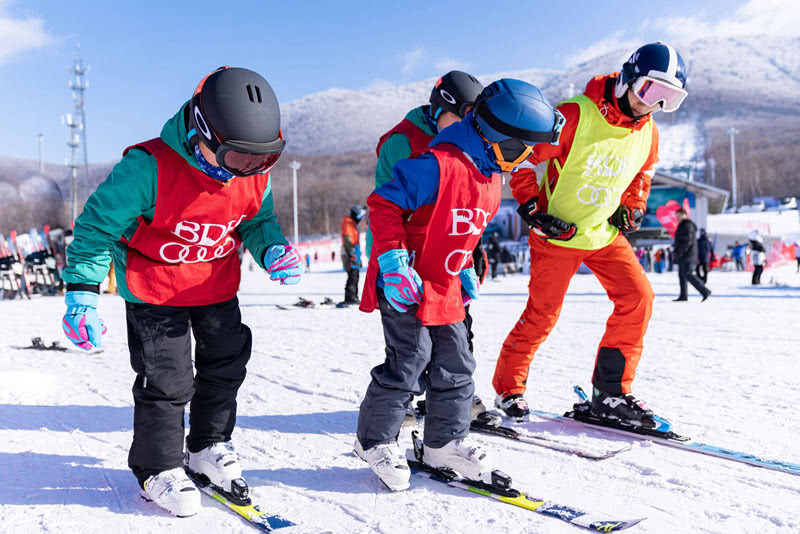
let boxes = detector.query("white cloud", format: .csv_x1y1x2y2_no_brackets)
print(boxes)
397,46,471,80
653,0,800,40
363,78,395,91
0,1,54,64
401,47,425,75
563,31,642,68
434,57,471,72
563,0,800,69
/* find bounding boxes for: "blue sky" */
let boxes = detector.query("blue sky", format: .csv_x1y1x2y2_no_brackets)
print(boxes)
0,0,796,163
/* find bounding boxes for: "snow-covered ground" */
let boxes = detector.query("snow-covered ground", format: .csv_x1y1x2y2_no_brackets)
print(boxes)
1,263,799,533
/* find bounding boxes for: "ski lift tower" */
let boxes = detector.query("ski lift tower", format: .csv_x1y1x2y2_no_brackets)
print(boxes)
68,47,90,189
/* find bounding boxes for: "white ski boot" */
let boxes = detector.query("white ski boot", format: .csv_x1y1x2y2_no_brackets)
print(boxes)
421,436,494,482
184,440,243,493
140,467,201,517
354,438,411,491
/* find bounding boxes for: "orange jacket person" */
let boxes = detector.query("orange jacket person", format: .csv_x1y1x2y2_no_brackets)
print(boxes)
341,205,366,304
492,43,689,429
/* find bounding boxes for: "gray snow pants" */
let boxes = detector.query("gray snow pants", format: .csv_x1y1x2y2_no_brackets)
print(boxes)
356,290,475,449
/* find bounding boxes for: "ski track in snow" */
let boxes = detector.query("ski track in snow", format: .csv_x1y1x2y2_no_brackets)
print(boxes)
1,265,799,533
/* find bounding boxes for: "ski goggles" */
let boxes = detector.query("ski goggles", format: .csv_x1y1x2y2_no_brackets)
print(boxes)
631,76,687,113
212,134,285,177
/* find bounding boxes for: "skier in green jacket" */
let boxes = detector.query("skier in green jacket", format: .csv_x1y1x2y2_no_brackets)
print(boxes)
61,67,300,517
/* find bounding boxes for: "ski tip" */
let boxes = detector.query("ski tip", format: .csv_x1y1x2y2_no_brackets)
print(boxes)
587,517,646,531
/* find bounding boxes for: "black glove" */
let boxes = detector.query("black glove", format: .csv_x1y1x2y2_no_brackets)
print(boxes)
609,205,644,233
517,198,577,241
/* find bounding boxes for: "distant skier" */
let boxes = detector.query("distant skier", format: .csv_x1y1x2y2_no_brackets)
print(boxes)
60,67,301,517
341,205,366,304
673,209,711,301
492,43,689,428
749,232,766,285
354,79,563,490
486,232,502,279
732,240,745,271
795,241,800,272
695,228,711,283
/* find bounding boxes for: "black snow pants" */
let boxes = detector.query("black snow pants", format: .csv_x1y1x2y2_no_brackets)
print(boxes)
126,297,252,487
678,260,710,299
344,267,360,303
752,265,764,285
356,290,475,450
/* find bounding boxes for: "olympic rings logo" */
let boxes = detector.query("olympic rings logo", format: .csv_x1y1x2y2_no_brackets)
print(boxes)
444,249,472,276
159,236,237,264
576,184,615,207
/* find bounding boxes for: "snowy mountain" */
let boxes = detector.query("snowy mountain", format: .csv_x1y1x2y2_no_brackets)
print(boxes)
280,34,800,158
1,33,798,230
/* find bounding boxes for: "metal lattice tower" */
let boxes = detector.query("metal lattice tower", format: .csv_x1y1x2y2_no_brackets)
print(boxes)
69,47,90,188
62,113,81,224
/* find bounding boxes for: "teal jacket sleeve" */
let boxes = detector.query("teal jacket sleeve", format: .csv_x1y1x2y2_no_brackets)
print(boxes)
62,149,157,286
236,181,288,269
366,133,413,258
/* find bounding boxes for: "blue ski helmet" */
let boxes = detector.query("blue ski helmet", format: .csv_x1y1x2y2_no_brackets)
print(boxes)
350,205,367,222
474,79,565,171
615,42,687,99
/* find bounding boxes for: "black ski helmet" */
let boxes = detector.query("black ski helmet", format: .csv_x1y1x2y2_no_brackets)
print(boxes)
190,66,286,175
429,71,484,121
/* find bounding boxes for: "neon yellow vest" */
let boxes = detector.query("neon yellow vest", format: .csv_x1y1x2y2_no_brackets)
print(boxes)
544,94,653,250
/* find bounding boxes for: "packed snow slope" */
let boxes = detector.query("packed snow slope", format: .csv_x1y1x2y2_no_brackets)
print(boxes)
0,263,798,533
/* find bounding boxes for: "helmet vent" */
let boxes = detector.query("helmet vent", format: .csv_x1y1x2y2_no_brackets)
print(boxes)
245,84,263,103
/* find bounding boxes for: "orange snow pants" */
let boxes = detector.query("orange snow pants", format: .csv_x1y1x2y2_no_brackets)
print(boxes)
492,233,653,396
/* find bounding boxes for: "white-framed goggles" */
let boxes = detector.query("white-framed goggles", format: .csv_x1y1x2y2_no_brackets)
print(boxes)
631,76,687,113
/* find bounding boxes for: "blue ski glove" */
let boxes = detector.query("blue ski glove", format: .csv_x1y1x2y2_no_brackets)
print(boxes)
459,266,479,306
378,249,424,312
351,244,363,268
263,244,302,285
62,291,107,350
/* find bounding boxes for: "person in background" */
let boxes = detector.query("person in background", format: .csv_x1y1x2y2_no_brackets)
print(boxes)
305,252,311,273
653,247,664,273
795,241,800,272
750,233,766,285
695,228,711,283
486,232,502,279
341,205,366,304
60,67,300,517
732,240,745,271
673,209,711,301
